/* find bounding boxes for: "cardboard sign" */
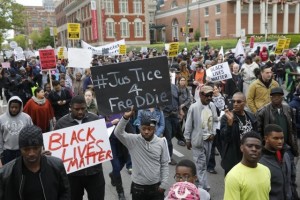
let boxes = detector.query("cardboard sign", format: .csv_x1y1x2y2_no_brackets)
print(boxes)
14,47,25,61
1,62,10,68
39,49,56,70
206,62,232,82
119,45,126,55
168,42,179,57
43,119,112,174
91,56,172,115
81,39,125,55
275,38,287,55
68,48,93,68
67,23,80,39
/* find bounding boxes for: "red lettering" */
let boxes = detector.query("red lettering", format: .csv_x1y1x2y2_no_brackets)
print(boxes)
78,157,85,168
70,130,80,145
77,128,85,141
77,145,87,158
48,133,63,151
67,158,78,172
86,127,96,141
106,150,113,159
62,148,72,163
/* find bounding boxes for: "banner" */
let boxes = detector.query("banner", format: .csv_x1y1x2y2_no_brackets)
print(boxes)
81,39,125,55
91,0,99,40
43,119,112,174
39,49,56,70
67,48,93,68
275,38,287,55
67,23,80,39
206,62,232,82
167,42,179,57
90,56,172,115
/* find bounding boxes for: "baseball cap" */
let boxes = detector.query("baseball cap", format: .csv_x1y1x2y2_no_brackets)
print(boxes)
201,85,213,94
270,87,284,96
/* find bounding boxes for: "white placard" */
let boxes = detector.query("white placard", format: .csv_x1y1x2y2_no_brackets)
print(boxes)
43,119,112,174
14,47,25,61
206,62,232,82
10,41,18,49
67,48,93,68
81,39,125,55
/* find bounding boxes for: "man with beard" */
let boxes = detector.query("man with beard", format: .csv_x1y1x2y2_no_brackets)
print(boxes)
0,125,70,200
224,132,270,200
55,95,105,200
247,65,279,113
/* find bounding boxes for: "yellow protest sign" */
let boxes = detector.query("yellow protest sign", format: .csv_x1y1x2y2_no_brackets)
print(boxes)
67,23,80,39
274,38,287,55
119,45,126,55
57,47,64,59
168,42,179,57
284,38,291,49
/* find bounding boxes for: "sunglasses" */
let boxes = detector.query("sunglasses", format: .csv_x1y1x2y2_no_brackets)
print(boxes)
201,92,213,97
232,100,244,104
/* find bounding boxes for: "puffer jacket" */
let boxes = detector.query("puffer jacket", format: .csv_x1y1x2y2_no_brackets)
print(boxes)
0,155,71,200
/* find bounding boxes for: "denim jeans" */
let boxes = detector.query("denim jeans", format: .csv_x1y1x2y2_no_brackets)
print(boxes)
164,114,180,157
131,182,164,200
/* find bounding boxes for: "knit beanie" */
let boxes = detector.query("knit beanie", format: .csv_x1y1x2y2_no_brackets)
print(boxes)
19,125,43,148
167,182,200,200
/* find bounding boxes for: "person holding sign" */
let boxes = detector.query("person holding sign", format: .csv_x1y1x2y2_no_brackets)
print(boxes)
114,107,169,200
54,95,105,200
0,125,71,200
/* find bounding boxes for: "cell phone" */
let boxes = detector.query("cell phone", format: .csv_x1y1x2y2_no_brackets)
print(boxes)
226,99,234,111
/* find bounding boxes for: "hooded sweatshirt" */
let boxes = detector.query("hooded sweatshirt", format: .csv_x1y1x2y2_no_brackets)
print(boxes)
0,96,33,153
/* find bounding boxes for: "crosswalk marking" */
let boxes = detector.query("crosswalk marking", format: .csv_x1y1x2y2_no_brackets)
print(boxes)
173,149,184,157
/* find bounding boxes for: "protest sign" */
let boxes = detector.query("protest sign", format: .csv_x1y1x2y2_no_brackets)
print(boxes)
119,45,126,55
284,38,291,49
14,47,25,61
140,47,148,53
67,23,80,39
57,46,68,59
206,62,232,82
275,38,287,55
91,56,172,115
234,39,245,58
43,119,112,174
39,49,56,70
68,48,93,68
81,39,125,55
168,42,179,57
1,62,10,68
10,41,18,49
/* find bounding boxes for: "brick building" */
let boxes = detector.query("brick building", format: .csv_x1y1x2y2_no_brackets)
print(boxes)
55,0,157,46
155,0,300,43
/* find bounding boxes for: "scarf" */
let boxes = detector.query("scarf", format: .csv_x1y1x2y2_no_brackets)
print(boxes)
32,96,46,105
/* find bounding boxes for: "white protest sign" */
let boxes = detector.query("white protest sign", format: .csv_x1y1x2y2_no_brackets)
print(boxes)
43,119,113,174
14,47,25,61
81,39,125,55
206,62,232,82
1,62,10,68
68,48,93,69
4,51,13,58
140,47,148,53
10,41,18,49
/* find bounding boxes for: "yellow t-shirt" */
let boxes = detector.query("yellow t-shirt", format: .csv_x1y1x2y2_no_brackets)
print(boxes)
224,163,271,200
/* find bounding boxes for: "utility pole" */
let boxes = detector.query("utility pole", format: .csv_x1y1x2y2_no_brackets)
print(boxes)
265,0,268,42
185,0,190,48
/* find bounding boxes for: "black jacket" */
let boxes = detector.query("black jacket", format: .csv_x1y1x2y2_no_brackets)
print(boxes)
220,110,257,173
259,147,292,200
0,155,70,200
48,88,72,120
54,112,104,176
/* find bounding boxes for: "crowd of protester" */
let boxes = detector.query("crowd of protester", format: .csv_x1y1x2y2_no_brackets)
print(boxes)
0,41,299,200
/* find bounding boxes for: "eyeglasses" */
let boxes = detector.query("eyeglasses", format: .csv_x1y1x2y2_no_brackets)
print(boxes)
232,100,244,104
201,92,213,97
174,175,191,181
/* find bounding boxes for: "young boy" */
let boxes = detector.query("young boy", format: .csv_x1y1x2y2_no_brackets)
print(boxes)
172,159,210,200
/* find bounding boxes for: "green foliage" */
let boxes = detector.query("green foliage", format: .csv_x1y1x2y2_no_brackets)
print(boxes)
29,31,41,49
38,27,54,48
194,29,201,41
13,34,26,49
246,34,300,48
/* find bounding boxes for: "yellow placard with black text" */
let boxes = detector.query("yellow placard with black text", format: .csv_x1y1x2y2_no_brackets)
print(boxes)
119,45,126,55
67,23,80,40
284,38,291,49
168,42,179,57
274,38,287,55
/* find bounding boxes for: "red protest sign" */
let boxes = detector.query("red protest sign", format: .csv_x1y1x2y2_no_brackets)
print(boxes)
43,119,112,174
39,49,56,70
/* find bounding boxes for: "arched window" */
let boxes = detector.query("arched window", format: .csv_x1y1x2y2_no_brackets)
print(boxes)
120,18,129,37
172,19,179,40
134,18,143,37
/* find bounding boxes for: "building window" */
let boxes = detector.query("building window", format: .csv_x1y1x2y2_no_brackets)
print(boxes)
133,0,142,14
171,18,179,40
216,19,221,36
120,18,129,37
134,18,143,37
104,0,114,14
171,1,177,9
216,4,221,14
106,18,115,38
119,0,128,14
204,22,209,37
204,7,209,16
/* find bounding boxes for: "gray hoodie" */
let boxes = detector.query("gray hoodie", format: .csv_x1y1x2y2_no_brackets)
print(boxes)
0,96,33,153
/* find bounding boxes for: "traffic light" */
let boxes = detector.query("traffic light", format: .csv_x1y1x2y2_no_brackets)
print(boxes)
189,28,194,33
180,27,186,33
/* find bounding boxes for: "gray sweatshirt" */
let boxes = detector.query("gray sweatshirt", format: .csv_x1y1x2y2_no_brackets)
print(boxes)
0,96,33,153
114,117,169,190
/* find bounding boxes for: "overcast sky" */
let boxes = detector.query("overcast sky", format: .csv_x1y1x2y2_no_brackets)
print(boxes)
16,0,43,6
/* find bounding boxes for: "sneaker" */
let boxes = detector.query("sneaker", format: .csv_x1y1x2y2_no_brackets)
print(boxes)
207,169,217,174
169,158,177,165
177,140,186,146
109,172,116,186
127,168,132,175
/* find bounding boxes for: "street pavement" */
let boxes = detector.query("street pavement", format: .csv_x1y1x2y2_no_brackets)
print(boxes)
0,99,299,200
